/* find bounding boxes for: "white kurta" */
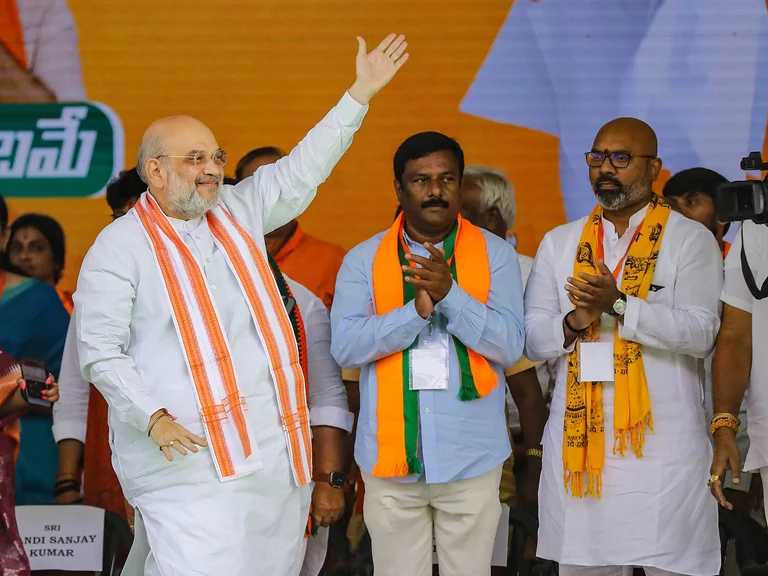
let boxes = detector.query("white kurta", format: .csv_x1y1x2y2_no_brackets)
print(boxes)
54,277,354,445
721,221,768,474
73,91,366,576
524,207,722,575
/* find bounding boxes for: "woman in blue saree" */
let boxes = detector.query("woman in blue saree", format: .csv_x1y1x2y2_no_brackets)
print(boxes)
0,263,69,505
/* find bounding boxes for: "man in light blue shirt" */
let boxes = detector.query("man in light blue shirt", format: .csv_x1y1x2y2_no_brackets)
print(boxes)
330,132,525,576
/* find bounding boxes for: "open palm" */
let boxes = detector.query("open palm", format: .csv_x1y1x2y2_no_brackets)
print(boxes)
349,34,408,105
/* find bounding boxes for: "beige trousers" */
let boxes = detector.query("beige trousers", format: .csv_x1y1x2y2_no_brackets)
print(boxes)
361,465,503,576
559,565,687,576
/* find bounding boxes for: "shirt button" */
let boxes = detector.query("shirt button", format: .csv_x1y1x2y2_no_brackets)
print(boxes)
423,340,428,345
196,235,201,240
211,285,216,291
205,258,211,263
424,408,430,413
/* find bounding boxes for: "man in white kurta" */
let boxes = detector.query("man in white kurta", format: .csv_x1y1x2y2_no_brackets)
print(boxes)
73,34,409,576
524,118,722,576
54,275,354,573
710,220,768,522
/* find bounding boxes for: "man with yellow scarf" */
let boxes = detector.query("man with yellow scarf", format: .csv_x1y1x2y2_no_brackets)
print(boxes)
330,131,525,576
524,118,722,576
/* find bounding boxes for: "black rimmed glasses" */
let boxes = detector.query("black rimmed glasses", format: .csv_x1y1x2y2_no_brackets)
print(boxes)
585,151,656,169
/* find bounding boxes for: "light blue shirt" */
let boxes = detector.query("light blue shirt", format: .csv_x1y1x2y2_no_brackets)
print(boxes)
330,226,525,483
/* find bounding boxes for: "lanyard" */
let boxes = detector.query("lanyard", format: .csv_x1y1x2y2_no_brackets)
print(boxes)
596,219,644,280
0,271,5,296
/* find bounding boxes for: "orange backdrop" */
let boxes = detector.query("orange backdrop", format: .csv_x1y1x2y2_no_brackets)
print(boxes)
6,0,768,294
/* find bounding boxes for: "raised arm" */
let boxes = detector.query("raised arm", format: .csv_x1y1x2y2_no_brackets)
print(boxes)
221,34,409,233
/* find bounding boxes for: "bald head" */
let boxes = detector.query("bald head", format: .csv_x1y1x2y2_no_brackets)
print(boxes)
594,117,658,157
137,115,224,219
589,117,662,212
137,116,217,183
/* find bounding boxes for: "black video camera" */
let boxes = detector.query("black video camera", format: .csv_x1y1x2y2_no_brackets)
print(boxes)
715,152,768,224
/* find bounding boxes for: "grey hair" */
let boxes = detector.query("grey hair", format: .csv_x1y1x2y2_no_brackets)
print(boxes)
463,165,517,230
136,134,166,184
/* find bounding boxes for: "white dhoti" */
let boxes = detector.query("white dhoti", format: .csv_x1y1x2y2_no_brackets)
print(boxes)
122,438,311,576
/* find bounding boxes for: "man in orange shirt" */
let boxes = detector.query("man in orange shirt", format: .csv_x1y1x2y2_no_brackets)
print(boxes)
235,147,346,308
662,167,732,257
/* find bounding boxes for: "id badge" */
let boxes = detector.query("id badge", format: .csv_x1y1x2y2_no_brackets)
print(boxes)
578,342,615,383
409,333,449,391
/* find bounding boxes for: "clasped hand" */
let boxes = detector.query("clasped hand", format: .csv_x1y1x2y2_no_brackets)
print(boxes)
564,261,621,320
402,243,453,319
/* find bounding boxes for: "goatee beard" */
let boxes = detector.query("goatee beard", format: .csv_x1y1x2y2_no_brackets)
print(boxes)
594,173,649,211
167,169,219,218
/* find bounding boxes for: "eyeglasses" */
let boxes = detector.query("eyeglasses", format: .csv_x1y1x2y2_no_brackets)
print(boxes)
585,151,656,169
156,149,228,167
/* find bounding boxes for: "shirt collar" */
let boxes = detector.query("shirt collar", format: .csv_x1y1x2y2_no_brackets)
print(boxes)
402,229,446,251
601,202,650,238
168,214,206,233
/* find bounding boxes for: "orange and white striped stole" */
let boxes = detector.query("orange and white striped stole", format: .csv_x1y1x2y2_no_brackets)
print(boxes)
134,193,312,485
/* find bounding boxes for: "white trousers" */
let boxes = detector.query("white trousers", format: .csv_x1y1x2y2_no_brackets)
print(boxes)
559,564,687,576
361,465,503,576
299,525,329,576
122,476,311,576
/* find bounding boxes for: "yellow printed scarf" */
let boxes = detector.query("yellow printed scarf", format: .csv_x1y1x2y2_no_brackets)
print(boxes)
371,214,497,477
565,193,671,498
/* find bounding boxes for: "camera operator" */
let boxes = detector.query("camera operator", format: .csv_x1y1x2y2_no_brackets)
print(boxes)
709,219,768,519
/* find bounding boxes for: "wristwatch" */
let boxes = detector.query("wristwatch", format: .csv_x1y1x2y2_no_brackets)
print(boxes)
609,293,627,317
313,471,347,490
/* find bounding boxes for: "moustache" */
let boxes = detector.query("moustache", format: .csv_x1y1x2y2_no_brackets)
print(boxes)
196,177,220,186
595,175,624,191
421,198,449,209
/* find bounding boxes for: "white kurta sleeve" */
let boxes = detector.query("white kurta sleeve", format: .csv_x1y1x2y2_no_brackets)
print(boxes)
619,227,722,358
73,232,165,432
288,279,353,433
52,317,91,444
220,92,368,234
524,232,575,362
721,226,754,313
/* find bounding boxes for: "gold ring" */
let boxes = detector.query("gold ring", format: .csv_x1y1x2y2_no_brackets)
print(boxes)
159,445,168,451
707,474,720,487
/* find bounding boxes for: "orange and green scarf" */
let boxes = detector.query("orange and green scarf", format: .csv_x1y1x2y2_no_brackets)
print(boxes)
565,193,671,498
370,213,497,477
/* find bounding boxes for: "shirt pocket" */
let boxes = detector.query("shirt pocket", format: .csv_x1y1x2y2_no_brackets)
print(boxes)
645,272,672,305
